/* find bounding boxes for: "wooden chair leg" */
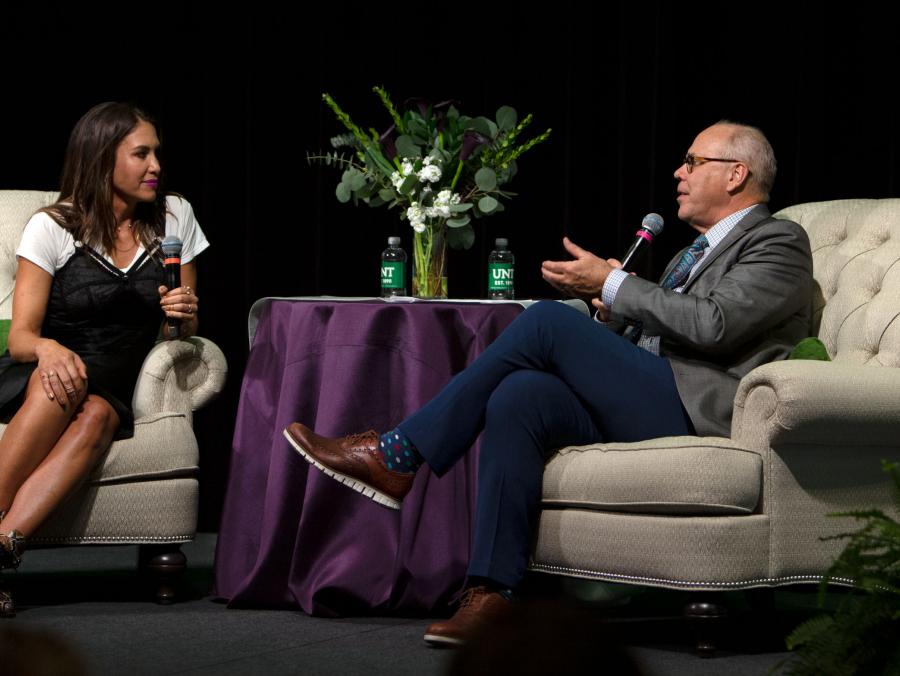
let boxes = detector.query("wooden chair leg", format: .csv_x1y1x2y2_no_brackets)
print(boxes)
138,544,187,605
684,594,728,656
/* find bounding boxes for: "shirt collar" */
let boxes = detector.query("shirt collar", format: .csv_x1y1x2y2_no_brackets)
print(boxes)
704,204,759,250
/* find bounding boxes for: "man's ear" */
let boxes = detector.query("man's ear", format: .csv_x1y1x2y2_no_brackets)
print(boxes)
727,162,752,193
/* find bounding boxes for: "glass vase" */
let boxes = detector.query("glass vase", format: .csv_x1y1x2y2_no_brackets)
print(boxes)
412,225,448,299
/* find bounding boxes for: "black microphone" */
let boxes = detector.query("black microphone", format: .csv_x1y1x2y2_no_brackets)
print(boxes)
619,213,663,344
161,236,183,339
620,212,664,270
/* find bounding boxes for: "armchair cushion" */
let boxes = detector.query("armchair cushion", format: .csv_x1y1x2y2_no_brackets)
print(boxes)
543,436,761,516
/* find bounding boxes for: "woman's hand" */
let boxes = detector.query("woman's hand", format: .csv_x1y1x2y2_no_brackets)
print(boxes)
9,259,85,404
158,284,199,339
34,339,88,404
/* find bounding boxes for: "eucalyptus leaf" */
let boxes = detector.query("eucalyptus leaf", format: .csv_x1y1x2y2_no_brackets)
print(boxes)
354,181,374,198
468,117,494,138
378,188,396,201
447,215,471,227
449,203,473,213
368,195,386,207
395,135,421,159
496,106,517,131
475,167,497,192
448,224,475,250
348,172,367,191
478,195,499,213
406,121,428,143
336,182,351,203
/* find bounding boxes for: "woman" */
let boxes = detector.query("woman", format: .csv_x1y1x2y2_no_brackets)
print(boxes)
0,102,210,617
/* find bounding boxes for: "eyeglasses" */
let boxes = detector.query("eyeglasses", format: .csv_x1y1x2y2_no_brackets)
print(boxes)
682,153,740,173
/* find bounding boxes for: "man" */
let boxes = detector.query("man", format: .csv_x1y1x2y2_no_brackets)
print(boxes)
284,121,813,645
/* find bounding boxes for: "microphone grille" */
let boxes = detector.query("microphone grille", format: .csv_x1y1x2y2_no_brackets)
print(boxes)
641,213,664,236
161,236,183,257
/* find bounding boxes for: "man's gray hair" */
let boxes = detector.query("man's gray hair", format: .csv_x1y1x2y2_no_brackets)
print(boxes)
717,120,777,201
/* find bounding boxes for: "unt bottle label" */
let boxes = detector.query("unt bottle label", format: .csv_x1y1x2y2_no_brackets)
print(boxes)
489,263,514,291
381,261,406,289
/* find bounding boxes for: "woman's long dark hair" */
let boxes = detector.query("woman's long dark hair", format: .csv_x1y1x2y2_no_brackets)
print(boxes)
44,102,167,255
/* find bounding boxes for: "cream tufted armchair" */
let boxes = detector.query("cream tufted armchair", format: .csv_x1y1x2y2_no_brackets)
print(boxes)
0,190,227,602
530,199,900,626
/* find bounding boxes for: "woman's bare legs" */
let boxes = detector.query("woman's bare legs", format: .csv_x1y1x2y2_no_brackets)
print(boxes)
0,370,119,537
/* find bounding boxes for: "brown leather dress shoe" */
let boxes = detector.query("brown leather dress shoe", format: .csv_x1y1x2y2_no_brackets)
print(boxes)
424,586,512,646
284,423,415,509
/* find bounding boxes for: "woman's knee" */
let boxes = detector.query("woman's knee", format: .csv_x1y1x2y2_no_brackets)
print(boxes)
23,368,86,414
70,396,119,448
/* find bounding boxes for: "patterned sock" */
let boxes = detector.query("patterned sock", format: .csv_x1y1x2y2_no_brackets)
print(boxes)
378,428,423,474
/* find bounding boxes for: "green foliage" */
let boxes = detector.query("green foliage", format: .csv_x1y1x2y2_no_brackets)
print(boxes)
774,461,900,675
0,319,10,354
789,337,831,361
312,86,552,250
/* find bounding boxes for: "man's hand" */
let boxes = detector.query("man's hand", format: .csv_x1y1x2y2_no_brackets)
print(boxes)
591,258,629,321
542,237,614,299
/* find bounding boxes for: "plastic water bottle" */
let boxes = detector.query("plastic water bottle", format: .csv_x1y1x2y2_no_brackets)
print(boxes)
381,236,407,297
488,238,515,299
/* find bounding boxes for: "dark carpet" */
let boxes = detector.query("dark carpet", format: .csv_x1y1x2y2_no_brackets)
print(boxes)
0,534,816,675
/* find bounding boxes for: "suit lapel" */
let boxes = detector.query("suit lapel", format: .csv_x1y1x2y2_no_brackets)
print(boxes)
680,204,773,293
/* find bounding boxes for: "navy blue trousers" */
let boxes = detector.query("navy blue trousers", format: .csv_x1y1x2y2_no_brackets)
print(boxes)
399,301,693,588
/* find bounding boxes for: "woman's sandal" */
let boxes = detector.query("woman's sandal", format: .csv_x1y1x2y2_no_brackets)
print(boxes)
0,530,27,619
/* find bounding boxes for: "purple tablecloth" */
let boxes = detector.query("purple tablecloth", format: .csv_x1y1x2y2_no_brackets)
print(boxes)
213,299,524,615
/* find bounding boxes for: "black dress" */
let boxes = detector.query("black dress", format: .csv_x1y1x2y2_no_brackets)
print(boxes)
0,243,166,439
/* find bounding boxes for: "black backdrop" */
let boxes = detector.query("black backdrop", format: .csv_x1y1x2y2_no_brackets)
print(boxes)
3,2,898,529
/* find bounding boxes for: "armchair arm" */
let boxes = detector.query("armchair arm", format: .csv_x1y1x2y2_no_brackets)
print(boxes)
131,337,227,421
732,360,900,448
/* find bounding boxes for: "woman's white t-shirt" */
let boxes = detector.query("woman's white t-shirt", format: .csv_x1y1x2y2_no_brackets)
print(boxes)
16,195,210,274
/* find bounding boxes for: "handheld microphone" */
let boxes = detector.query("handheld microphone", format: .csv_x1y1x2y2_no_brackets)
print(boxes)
620,213,664,270
161,236,183,339
619,213,663,344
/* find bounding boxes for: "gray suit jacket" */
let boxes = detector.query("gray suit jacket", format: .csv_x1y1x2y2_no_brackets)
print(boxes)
611,204,813,437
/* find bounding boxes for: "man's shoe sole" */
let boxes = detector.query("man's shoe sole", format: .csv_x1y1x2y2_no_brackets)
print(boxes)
283,429,402,510
423,632,465,647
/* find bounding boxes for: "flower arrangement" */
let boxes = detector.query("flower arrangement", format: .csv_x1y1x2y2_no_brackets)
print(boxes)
309,86,551,297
